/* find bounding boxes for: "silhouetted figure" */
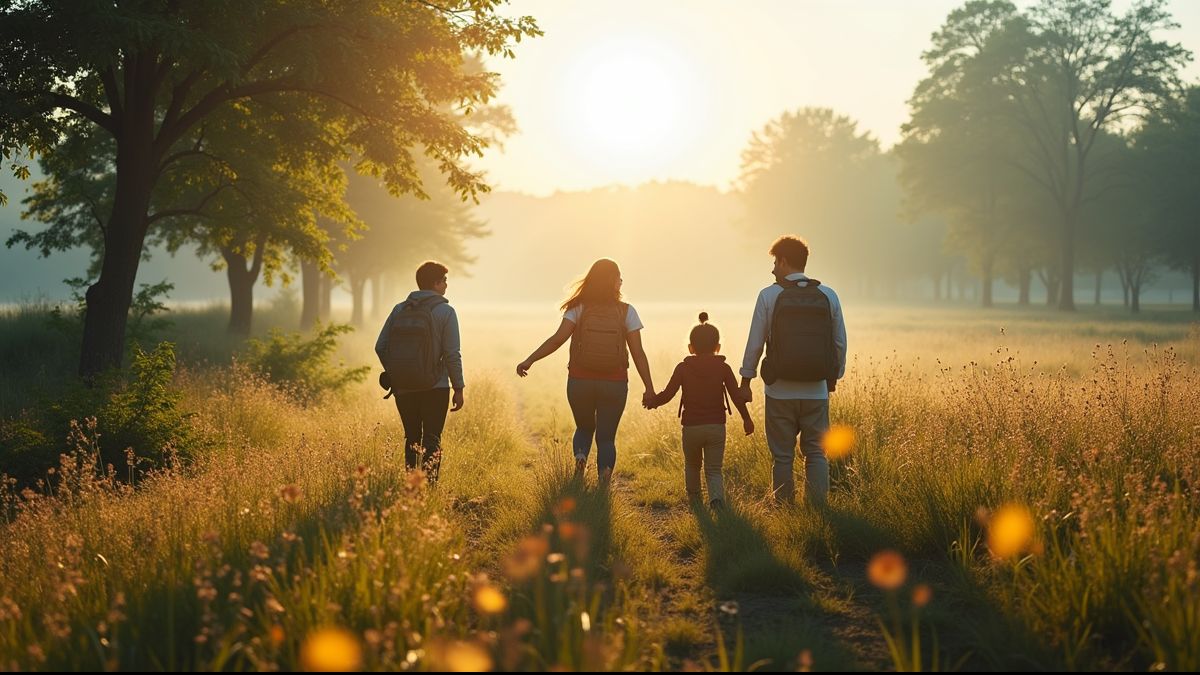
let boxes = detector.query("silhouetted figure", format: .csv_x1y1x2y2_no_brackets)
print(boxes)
376,261,464,482
516,259,655,482
739,236,847,505
647,312,754,509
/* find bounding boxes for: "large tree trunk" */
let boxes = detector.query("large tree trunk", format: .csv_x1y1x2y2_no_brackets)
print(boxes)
1018,264,1032,306
1041,270,1060,307
79,129,157,379
1058,213,1076,311
350,275,366,327
319,275,333,321
1094,269,1103,305
224,252,254,337
300,259,320,330
221,235,266,337
1130,279,1141,314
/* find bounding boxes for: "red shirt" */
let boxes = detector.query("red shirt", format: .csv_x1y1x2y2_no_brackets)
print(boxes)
652,354,750,426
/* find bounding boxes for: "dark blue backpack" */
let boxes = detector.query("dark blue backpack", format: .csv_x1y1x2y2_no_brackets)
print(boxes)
382,295,447,391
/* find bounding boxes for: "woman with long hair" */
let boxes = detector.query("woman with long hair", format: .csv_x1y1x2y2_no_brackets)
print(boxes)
516,259,655,481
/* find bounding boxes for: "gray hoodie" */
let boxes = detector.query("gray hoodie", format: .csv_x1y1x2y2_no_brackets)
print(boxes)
374,290,464,392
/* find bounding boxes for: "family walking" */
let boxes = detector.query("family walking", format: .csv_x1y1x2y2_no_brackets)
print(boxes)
376,235,848,506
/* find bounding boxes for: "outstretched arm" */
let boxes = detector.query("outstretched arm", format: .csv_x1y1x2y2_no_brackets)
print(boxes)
626,329,655,406
650,363,684,409
725,367,755,435
739,290,769,400
516,319,574,377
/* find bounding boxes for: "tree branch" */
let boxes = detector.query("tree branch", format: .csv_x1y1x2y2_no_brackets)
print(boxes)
145,182,232,226
22,92,119,135
241,24,323,77
249,231,268,280
160,69,203,133
100,65,124,122
160,76,380,152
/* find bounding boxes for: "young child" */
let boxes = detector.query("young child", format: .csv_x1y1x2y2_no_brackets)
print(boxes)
648,312,754,509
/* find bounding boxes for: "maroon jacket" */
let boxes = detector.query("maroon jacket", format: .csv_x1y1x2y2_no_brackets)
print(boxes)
652,354,750,426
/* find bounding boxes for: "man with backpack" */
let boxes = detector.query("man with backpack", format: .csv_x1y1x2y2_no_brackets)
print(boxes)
739,236,847,505
375,261,464,482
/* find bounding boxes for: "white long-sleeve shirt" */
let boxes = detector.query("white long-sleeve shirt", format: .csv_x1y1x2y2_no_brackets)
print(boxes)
740,272,847,400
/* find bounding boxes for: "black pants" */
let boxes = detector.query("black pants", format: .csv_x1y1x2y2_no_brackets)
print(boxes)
394,388,450,482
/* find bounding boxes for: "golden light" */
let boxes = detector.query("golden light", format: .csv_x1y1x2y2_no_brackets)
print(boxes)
503,535,549,581
988,504,1036,559
472,583,508,615
436,640,494,672
299,626,362,672
557,35,702,177
822,424,857,460
912,583,932,608
867,550,907,590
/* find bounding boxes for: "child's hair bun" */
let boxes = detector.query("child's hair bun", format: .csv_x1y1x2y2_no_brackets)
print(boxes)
698,311,709,324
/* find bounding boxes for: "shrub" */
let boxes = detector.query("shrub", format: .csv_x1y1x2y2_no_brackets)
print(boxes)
0,342,196,487
241,323,370,404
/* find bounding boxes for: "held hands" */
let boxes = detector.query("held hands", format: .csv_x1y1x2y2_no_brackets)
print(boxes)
738,383,753,404
451,389,464,412
742,415,755,436
641,390,657,409
516,360,533,377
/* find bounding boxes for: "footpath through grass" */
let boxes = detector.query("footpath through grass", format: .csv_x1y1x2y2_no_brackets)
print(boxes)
2,303,1199,670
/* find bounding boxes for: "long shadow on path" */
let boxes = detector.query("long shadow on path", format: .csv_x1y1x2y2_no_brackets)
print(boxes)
690,501,871,671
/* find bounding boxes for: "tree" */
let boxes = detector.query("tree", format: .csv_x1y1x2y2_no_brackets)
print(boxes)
899,1,1038,308
738,107,896,294
164,106,358,336
1137,86,1200,311
986,0,1188,310
21,99,359,336
337,166,487,327
2,1,539,377
1089,159,1159,313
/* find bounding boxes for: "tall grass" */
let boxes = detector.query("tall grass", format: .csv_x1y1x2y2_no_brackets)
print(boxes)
1,304,1198,670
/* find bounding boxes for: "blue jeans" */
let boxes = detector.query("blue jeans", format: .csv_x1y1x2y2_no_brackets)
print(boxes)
566,378,628,473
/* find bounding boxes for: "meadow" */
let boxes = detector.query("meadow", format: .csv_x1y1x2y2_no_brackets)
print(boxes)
1,300,1198,671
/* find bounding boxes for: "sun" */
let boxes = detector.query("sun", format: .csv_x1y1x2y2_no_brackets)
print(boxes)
556,35,702,179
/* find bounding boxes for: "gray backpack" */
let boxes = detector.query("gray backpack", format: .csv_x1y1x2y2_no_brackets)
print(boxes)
762,279,837,384
382,295,447,391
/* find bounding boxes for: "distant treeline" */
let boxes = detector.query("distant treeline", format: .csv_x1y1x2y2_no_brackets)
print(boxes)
3,0,1198,382
739,0,1199,314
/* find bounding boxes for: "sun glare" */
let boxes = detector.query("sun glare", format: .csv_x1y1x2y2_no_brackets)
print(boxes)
557,35,702,178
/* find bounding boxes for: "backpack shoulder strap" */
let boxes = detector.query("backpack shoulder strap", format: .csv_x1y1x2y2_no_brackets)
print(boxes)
406,295,447,311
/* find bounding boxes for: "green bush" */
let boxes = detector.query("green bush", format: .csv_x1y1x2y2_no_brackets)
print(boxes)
0,342,196,487
241,323,370,404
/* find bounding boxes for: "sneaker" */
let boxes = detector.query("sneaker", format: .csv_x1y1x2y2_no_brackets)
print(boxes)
709,499,725,510
574,456,587,478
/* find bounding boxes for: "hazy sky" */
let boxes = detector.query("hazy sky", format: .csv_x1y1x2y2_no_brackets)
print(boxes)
477,0,1200,196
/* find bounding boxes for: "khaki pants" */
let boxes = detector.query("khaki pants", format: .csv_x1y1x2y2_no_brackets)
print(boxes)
682,424,725,502
764,397,829,504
